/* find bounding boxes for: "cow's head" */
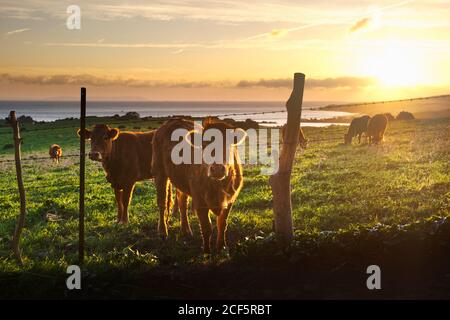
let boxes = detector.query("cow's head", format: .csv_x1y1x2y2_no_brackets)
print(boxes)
184,117,246,180
77,124,119,161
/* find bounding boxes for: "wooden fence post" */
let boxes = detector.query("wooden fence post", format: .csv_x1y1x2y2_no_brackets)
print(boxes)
79,88,86,264
269,73,305,245
9,111,27,265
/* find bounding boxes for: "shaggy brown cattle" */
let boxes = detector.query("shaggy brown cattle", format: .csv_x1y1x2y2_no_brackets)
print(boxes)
344,115,371,144
396,111,415,120
78,124,155,223
280,124,308,148
367,114,388,145
49,144,62,163
151,117,245,253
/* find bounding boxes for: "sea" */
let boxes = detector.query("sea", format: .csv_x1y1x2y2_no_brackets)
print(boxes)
0,100,353,127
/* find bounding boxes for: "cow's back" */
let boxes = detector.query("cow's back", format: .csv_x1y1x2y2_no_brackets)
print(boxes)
348,116,370,136
368,114,388,135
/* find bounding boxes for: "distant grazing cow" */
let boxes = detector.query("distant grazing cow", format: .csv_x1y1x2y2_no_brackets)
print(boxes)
396,111,415,120
280,124,309,149
77,124,155,223
151,117,246,253
49,144,62,163
367,114,388,145
344,115,371,144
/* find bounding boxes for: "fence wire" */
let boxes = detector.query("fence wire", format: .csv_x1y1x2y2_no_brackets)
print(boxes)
0,109,447,197
1,123,447,164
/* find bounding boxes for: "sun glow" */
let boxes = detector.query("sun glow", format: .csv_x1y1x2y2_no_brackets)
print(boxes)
362,40,427,87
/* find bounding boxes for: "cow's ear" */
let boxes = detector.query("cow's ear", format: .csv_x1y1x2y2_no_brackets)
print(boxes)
77,128,91,140
109,128,120,140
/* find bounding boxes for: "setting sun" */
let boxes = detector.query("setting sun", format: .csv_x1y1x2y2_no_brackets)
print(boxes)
362,40,427,87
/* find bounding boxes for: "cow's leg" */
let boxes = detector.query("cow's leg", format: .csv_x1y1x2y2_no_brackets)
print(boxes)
196,207,212,254
121,184,135,224
172,188,179,218
166,180,173,226
178,191,192,237
114,188,124,223
358,133,362,144
155,175,170,239
216,206,231,253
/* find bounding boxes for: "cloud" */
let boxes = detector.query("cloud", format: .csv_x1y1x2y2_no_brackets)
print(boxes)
43,38,334,51
237,79,291,88
349,17,371,33
44,42,207,49
0,1,322,24
270,29,288,37
0,73,226,88
307,77,378,88
0,73,378,90
4,28,30,37
348,6,382,34
248,0,412,40
237,77,378,89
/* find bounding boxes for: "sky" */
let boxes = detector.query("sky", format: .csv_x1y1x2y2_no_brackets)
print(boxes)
0,0,449,101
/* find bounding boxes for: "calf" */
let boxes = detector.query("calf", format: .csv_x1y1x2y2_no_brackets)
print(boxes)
151,117,245,253
344,115,371,144
49,144,62,163
367,114,388,145
78,125,155,223
280,124,308,148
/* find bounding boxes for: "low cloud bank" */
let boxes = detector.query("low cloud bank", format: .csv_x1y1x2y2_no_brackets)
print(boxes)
0,73,377,89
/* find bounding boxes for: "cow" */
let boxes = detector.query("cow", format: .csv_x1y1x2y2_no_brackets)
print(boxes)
151,117,246,254
280,124,309,148
367,114,388,145
344,115,371,144
49,144,62,163
77,124,156,224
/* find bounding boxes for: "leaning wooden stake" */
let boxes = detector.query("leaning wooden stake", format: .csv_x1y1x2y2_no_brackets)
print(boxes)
269,73,305,245
9,111,27,265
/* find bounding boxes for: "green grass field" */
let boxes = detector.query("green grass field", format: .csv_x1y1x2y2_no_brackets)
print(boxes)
0,116,449,298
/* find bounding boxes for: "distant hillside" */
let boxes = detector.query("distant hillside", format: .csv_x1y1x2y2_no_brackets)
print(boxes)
321,94,450,119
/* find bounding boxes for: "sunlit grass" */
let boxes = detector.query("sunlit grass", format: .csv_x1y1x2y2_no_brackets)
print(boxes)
0,117,449,279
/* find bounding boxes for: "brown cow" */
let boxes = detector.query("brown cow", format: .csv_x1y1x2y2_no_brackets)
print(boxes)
151,117,245,254
49,144,62,163
367,114,388,145
77,124,155,223
344,115,371,144
280,124,308,148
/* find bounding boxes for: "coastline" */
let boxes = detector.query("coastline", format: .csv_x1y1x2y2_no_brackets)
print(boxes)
320,94,450,119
